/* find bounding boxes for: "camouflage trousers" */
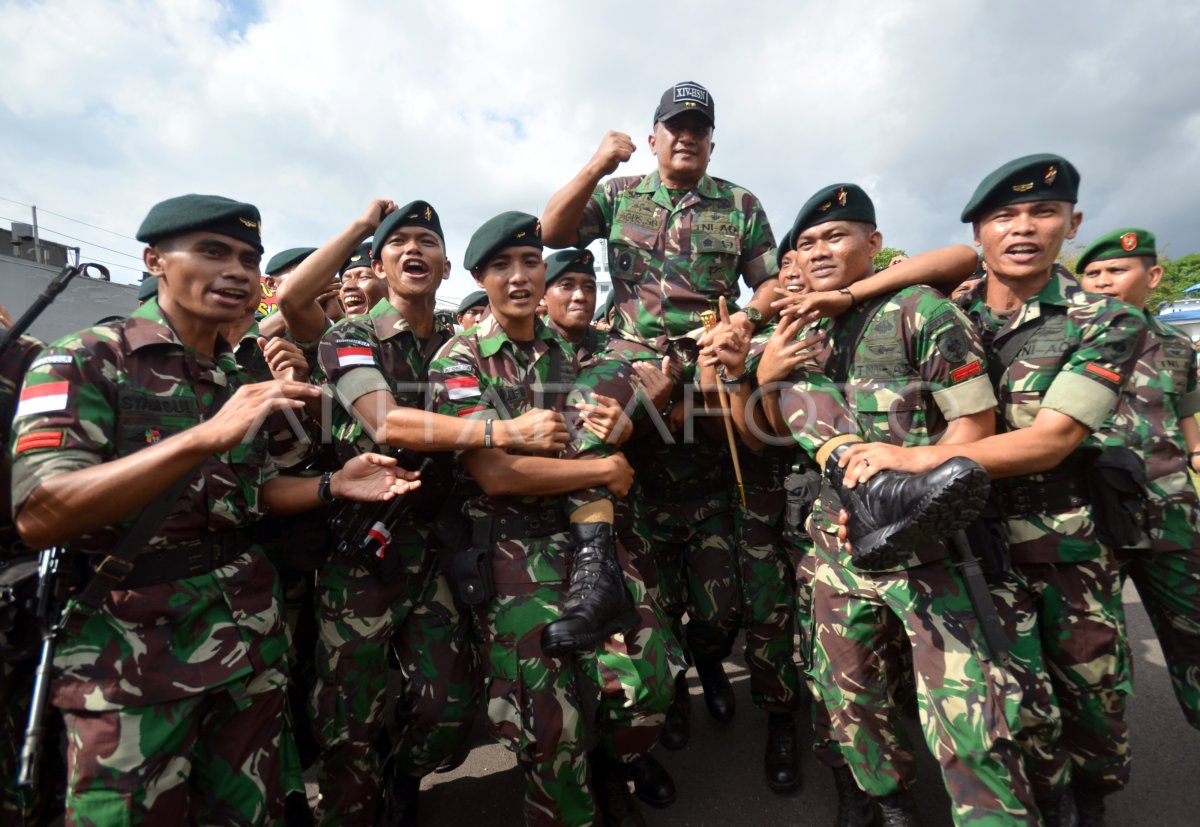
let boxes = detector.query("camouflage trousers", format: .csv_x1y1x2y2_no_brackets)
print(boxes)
1116,544,1200,730
812,542,1047,825
639,495,740,669
310,558,478,826
733,504,802,713
475,530,684,827
60,664,291,826
1014,554,1132,793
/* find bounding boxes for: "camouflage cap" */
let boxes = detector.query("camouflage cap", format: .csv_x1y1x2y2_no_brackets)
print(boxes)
961,153,1080,223
654,81,715,127
463,211,542,271
457,289,489,314
136,193,264,252
340,241,374,275
545,248,596,285
136,275,159,302
790,183,875,238
1075,227,1157,274
372,200,444,259
265,246,316,276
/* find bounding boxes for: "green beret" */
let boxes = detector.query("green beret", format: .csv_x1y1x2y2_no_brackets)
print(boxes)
136,276,158,302
594,291,614,323
1075,228,1157,274
545,248,596,285
457,290,489,315
961,153,1080,223
136,194,264,252
775,228,794,268
340,242,374,275
790,184,875,238
463,212,542,271
372,200,444,260
265,246,316,276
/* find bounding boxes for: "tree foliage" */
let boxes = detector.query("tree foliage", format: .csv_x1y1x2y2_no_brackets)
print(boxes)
873,246,909,271
1150,253,1200,313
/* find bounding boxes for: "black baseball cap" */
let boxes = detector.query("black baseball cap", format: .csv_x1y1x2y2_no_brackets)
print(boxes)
653,81,715,127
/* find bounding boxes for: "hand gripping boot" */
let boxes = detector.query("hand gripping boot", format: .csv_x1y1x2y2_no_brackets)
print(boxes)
541,523,639,657
825,445,991,570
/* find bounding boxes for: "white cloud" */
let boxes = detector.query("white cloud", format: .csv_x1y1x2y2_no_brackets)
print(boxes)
2,0,1198,304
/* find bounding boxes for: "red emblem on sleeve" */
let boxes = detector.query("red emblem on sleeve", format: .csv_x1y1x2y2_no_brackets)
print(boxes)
15,431,64,454
1085,363,1122,383
951,361,982,382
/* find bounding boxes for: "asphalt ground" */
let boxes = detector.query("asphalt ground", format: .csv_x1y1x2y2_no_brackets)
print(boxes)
383,581,1200,826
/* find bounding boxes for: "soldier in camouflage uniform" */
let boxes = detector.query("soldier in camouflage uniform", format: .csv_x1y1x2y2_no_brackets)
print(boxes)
541,81,779,765
0,308,52,824
306,200,480,826
7,194,419,825
1078,228,1200,730
840,155,1148,825
739,183,1051,826
429,212,684,827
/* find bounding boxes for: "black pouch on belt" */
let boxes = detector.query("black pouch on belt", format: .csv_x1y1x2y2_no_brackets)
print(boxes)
1089,446,1150,549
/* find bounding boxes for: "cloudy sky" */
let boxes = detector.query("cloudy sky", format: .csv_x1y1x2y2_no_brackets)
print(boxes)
2,0,1198,306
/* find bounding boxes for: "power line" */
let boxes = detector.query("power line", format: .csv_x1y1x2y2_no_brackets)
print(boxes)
0,195,137,241
32,225,143,261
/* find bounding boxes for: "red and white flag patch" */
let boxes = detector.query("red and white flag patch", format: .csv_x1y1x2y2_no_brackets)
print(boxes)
16,381,70,418
336,346,374,367
445,376,481,400
367,521,392,557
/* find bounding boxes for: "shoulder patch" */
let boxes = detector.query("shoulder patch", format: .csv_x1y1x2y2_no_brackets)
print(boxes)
936,326,970,365
15,381,70,418
15,430,64,454
29,354,72,370
438,363,474,375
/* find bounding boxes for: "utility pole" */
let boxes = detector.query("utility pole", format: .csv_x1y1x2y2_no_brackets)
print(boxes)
31,205,42,265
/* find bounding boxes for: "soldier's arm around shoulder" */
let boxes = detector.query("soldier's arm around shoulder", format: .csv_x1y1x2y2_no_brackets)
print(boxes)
13,330,319,548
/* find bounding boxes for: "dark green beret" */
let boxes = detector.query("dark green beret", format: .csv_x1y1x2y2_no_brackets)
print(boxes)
457,290,489,315
136,193,264,252
594,291,615,323
545,248,596,285
790,184,875,238
1075,228,1157,274
136,276,158,302
340,242,374,275
961,153,1080,223
372,200,444,260
463,212,542,271
775,228,794,268
265,246,316,276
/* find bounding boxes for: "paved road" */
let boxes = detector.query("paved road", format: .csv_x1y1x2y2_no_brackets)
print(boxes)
406,582,1200,825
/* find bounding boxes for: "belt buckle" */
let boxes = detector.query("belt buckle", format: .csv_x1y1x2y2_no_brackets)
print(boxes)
95,555,135,584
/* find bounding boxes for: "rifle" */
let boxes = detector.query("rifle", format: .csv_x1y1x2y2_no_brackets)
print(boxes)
947,530,1010,664
17,546,65,789
0,262,109,357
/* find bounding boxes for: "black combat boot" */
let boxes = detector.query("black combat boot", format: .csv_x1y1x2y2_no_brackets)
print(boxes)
764,712,800,792
1074,780,1107,827
628,753,676,808
695,659,735,723
589,750,647,827
825,445,991,570
832,766,874,827
377,761,419,827
1037,787,1081,827
660,671,691,750
876,791,918,826
541,523,639,656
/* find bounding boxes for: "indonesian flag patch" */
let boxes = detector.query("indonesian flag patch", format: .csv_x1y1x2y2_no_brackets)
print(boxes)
337,346,374,367
446,376,481,400
16,381,70,417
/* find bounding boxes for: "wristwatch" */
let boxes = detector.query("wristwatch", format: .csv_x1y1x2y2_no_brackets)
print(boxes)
317,471,336,504
716,363,744,387
743,306,764,332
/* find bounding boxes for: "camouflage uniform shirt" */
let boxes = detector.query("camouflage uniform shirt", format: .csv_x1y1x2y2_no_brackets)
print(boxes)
8,297,288,710
577,171,777,352
1095,313,1200,553
957,268,1147,563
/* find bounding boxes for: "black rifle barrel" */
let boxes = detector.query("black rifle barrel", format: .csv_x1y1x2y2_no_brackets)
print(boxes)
0,262,109,356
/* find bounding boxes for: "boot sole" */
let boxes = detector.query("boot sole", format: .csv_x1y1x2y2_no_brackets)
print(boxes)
853,464,990,570
540,607,641,657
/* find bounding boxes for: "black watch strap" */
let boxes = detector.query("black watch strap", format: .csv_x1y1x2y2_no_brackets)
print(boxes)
317,471,335,504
